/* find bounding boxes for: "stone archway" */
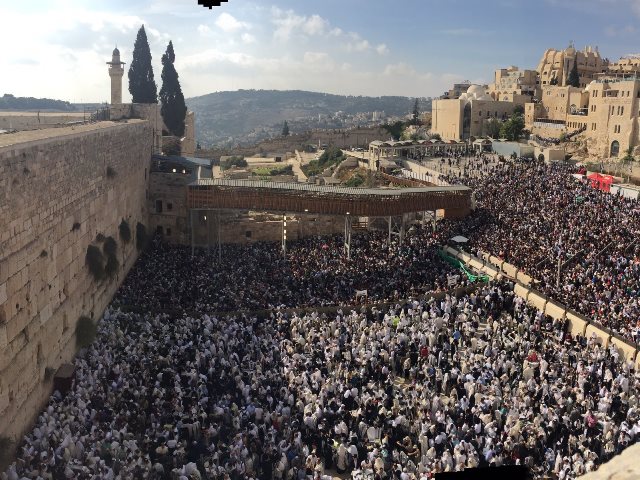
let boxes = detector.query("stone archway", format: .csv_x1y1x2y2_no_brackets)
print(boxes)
611,140,620,158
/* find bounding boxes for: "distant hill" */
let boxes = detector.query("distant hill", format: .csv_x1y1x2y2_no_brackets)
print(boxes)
186,89,431,148
0,94,78,112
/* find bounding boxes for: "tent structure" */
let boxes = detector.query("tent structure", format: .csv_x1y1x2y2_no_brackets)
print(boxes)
450,235,469,244
587,172,614,192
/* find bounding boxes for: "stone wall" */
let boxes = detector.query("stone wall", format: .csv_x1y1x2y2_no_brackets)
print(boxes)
0,121,151,441
0,112,87,131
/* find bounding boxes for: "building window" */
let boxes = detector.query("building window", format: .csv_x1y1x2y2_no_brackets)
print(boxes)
246,231,252,239
156,225,163,235
620,106,624,115
167,202,173,211
166,228,171,236
155,200,162,213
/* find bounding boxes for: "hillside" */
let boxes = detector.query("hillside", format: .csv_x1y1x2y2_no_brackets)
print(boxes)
0,94,77,112
186,89,431,148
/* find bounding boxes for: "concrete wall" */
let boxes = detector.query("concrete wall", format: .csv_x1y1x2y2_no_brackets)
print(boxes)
0,121,151,441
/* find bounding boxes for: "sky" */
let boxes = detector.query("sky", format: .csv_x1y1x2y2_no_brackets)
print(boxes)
2,0,640,103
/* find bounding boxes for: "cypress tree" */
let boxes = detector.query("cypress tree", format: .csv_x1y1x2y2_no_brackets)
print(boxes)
567,59,580,88
128,25,158,103
160,41,187,137
282,120,290,136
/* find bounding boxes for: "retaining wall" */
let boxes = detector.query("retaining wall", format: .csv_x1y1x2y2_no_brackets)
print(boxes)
0,121,151,441
444,247,639,364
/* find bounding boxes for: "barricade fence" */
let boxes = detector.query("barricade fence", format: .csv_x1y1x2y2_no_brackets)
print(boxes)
444,246,640,365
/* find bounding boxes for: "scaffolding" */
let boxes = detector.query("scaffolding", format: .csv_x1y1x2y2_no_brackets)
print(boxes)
187,179,472,258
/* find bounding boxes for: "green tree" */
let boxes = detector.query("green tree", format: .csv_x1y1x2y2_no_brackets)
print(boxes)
513,104,524,116
499,114,525,141
412,98,420,125
128,26,158,103
484,118,502,138
282,120,290,136
382,121,405,140
159,41,187,137
567,59,580,88
163,136,181,156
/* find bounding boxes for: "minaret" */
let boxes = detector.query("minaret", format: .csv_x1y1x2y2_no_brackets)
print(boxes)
106,47,125,105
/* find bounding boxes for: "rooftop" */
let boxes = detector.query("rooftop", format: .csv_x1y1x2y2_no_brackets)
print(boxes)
0,120,146,149
190,178,470,196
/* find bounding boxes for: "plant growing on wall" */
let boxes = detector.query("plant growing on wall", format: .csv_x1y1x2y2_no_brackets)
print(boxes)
106,166,116,178
0,435,14,468
75,315,97,349
136,222,148,251
103,236,119,278
85,245,105,281
119,219,132,243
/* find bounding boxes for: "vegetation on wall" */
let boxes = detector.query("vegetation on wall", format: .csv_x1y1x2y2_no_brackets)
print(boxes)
103,236,119,278
0,435,14,468
75,315,97,349
106,166,116,179
136,222,149,251
119,219,132,243
71,222,81,232
85,245,105,281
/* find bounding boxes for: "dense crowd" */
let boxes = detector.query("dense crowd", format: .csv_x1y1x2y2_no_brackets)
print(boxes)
114,230,459,313
4,281,639,480
4,153,640,480
442,159,640,344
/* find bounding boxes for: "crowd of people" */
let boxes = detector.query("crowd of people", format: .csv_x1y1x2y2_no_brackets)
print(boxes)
114,229,459,313
4,280,639,480
4,152,640,479
441,159,640,344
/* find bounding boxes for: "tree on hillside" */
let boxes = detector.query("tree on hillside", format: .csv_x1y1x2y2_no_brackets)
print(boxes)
412,98,420,125
513,104,525,116
160,41,187,137
567,59,580,88
382,121,405,140
282,120,290,136
128,25,158,103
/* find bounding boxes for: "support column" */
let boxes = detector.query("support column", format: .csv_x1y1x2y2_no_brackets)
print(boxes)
344,214,352,259
206,212,210,253
217,211,222,263
388,216,392,244
190,209,195,256
282,214,287,256
399,214,406,245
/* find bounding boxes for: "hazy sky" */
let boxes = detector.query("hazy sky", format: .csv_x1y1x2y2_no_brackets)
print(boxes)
2,0,640,103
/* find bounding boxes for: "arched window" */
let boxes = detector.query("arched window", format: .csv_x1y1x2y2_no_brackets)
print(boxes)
610,140,620,157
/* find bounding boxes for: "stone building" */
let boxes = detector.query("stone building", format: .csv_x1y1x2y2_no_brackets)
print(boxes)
537,43,609,87
488,66,538,102
432,85,519,141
